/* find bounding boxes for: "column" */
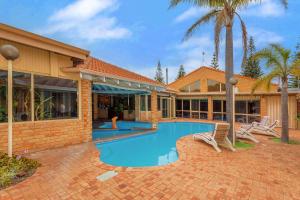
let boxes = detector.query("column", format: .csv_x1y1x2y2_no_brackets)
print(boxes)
134,95,140,121
145,95,148,120
81,80,92,142
151,91,158,127
208,96,213,121
93,93,98,120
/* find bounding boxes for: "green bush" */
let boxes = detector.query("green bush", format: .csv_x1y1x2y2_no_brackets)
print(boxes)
0,152,41,189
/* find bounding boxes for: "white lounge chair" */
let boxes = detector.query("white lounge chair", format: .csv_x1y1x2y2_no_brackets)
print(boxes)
193,123,236,153
250,120,280,137
242,116,270,129
236,124,259,143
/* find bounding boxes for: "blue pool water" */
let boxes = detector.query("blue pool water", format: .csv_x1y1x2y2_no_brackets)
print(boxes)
96,122,214,167
93,121,152,140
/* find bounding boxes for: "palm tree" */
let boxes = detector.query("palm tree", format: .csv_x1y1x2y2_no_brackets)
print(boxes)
169,0,287,142
252,44,300,143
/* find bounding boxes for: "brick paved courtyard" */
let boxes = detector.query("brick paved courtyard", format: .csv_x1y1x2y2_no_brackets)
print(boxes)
0,128,299,200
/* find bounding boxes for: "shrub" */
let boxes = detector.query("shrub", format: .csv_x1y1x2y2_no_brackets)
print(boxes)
0,152,41,189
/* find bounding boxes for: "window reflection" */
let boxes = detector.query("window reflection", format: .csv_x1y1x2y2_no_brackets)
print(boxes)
13,72,31,121
0,70,7,123
34,75,78,120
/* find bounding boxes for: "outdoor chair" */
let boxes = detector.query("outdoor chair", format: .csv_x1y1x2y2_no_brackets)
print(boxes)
193,123,236,153
236,123,259,143
242,116,270,129
250,120,280,137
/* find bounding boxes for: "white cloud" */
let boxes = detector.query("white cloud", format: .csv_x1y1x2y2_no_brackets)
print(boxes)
40,0,131,41
241,0,286,17
163,35,226,82
248,27,284,47
174,7,208,23
175,0,285,23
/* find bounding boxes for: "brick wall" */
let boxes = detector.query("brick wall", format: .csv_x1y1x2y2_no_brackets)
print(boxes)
151,91,158,124
0,79,92,154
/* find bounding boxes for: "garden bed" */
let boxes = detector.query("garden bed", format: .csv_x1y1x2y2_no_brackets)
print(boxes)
0,152,41,189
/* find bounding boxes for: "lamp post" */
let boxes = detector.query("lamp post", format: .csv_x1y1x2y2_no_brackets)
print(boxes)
0,44,20,157
229,77,238,146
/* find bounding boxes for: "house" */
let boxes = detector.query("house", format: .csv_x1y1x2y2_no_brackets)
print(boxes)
0,23,299,154
168,67,299,129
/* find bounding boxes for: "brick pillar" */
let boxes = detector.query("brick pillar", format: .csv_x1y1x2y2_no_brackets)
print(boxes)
93,93,98,120
208,96,213,121
135,95,140,121
81,80,92,142
151,91,158,127
260,96,267,117
172,96,176,118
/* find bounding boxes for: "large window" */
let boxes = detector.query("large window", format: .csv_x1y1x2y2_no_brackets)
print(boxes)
157,96,161,111
176,99,182,117
179,81,200,93
34,75,78,120
213,99,261,123
122,95,135,111
213,100,226,121
176,99,208,119
1,71,79,122
140,95,151,111
235,100,260,123
0,70,7,123
13,72,31,121
207,80,226,92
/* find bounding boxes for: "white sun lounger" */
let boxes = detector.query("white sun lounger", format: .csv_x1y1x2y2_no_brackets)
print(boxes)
250,120,280,137
236,124,259,143
193,123,236,153
242,116,270,129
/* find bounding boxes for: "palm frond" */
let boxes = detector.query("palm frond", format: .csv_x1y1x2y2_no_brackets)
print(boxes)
251,70,280,93
169,0,223,8
214,10,225,60
280,0,288,9
232,0,261,9
235,12,247,68
270,44,291,76
290,59,300,77
254,48,282,69
184,9,220,40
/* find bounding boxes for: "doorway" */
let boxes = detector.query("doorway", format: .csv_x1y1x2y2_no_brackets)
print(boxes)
161,97,171,119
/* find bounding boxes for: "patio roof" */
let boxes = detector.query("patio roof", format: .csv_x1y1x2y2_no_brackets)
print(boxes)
93,83,150,95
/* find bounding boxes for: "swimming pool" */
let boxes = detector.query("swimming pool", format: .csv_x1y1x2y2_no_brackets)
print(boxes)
93,121,152,140
96,122,214,167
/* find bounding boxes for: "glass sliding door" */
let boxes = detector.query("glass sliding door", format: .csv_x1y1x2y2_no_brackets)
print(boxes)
162,97,170,118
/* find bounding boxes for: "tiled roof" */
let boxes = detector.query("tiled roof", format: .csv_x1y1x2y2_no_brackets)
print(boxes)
169,66,277,86
79,57,164,86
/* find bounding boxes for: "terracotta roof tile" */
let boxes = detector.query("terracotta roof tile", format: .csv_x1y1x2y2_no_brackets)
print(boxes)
169,66,277,86
79,57,163,86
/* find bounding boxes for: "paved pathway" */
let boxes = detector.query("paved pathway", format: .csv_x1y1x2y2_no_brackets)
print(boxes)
0,129,299,200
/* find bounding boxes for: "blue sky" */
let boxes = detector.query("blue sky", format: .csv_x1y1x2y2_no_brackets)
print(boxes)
0,0,299,82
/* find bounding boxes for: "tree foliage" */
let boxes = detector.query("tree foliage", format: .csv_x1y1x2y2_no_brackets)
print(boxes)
289,41,300,88
210,53,219,69
176,65,186,80
252,44,300,143
241,36,263,78
154,60,164,83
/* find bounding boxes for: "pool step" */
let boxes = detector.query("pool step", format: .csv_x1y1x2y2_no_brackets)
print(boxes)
93,129,156,144
96,170,118,182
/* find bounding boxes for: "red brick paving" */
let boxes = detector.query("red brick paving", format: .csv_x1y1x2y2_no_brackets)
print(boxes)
0,127,300,200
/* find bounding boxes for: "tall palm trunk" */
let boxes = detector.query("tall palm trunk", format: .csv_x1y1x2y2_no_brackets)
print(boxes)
225,24,234,142
281,78,289,143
